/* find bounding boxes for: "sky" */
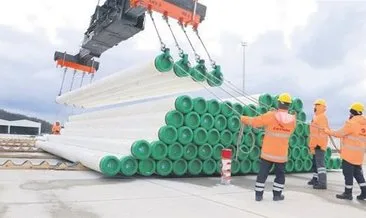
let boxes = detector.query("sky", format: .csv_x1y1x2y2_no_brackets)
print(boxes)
0,0,366,129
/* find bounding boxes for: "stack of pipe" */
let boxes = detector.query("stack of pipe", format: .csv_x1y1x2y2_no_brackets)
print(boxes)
37,93,341,177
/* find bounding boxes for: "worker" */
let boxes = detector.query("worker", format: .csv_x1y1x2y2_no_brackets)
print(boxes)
324,102,366,200
307,99,329,189
240,93,296,201
52,121,61,135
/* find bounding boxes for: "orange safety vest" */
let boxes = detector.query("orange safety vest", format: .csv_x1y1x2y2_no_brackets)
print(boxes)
52,124,61,135
241,109,296,163
309,112,329,153
330,116,366,165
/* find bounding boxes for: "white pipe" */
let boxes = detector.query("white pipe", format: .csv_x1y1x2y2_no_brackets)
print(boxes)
36,141,122,176
68,96,178,121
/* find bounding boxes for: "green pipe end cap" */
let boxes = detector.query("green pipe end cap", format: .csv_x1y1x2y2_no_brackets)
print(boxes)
131,140,151,160
173,54,191,77
212,144,224,160
249,146,260,161
99,155,121,177
193,127,208,146
168,143,184,160
203,159,217,175
259,93,273,107
138,159,156,176
193,97,208,115
189,60,207,82
214,115,227,131
220,101,234,117
198,144,213,160
240,159,252,174
188,159,203,175
231,159,240,175
165,110,184,128
220,130,233,147
200,113,215,130
294,159,304,172
173,159,188,176
154,49,174,72
207,129,220,145
175,95,193,114
184,112,200,129
207,65,224,87
150,141,168,160
251,160,261,174
233,103,244,115
156,159,173,176
207,99,221,115
120,156,138,176
178,126,194,145
183,144,198,160
285,160,295,173
228,116,240,132
158,125,178,145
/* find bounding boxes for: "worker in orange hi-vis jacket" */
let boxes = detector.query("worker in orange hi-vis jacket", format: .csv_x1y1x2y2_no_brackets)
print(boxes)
240,93,296,202
324,102,366,201
52,121,61,135
307,99,329,189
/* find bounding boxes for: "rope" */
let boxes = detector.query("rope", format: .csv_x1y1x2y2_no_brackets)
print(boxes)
193,28,216,68
163,15,184,57
148,10,166,51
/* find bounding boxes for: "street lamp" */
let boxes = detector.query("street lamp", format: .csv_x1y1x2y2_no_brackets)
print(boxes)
241,41,247,92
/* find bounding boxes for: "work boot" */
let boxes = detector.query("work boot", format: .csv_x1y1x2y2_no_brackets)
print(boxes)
307,178,317,186
357,188,366,200
336,192,353,200
313,183,327,190
273,191,285,201
255,195,263,202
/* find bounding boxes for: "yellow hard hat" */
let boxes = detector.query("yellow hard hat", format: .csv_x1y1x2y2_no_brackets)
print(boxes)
278,93,292,104
314,99,326,106
349,102,364,112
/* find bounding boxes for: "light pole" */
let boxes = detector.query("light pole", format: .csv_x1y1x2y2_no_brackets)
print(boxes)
241,41,247,93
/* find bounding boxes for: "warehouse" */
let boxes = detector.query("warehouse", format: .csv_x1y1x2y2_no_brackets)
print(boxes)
0,119,41,135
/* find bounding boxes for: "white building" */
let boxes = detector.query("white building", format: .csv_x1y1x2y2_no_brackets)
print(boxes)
0,119,41,135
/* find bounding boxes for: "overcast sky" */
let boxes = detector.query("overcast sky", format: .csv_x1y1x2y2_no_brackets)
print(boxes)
1,0,366,129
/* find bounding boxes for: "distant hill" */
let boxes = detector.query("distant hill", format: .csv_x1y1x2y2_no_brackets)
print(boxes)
0,109,52,133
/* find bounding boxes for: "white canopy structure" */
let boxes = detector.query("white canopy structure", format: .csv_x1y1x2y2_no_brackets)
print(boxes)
0,119,41,135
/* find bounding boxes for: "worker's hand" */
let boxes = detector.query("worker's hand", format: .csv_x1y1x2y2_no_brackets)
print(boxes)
240,116,249,124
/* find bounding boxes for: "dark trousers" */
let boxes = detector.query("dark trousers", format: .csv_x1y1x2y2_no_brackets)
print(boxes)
311,147,327,185
342,160,366,194
255,158,285,197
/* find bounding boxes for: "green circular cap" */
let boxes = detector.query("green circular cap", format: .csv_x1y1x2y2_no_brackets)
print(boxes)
216,160,222,174
259,93,273,108
233,132,244,145
158,125,178,145
193,127,208,145
326,147,332,159
156,159,173,176
212,144,224,160
272,95,279,109
200,113,214,130
243,104,257,117
175,95,193,114
303,123,310,136
297,111,307,122
256,106,268,115
173,57,191,77
251,160,260,173
198,144,213,160
99,155,121,177
183,143,198,160
300,146,310,159
165,110,184,128
303,158,313,172
177,126,193,145
298,136,306,147
193,97,208,115
294,159,304,172
207,129,220,145
207,66,224,87
184,112,200,129
255,132,264,147
168,143,184,160
173,159,188,176
188,159,203,175
252,127,264,134
295,122,304,136
220,130,233,147
202,159,217,175
227,145,237,157
154,51,174,72
189,61,207,82
332,158,341,169
150,141,168,160
292,98,303,112
285,159,294,173
249,146,260,161
227,116,240,132
233,103,244,115
131,140,151,160
214,115,227,131
326,158,332,169
240,159,252,174
138,159,156,176
291,147,301,160
220,101,234,117
237,145,250,160
244,132,255,146
243,125,252,133
289,134,298,147
207,99,221,116
120,156,138,176
231,159,240,175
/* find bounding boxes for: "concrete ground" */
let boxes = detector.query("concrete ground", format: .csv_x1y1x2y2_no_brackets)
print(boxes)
0,167,365,218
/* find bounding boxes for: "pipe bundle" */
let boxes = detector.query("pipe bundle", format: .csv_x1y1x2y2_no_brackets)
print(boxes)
37,93,341,177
